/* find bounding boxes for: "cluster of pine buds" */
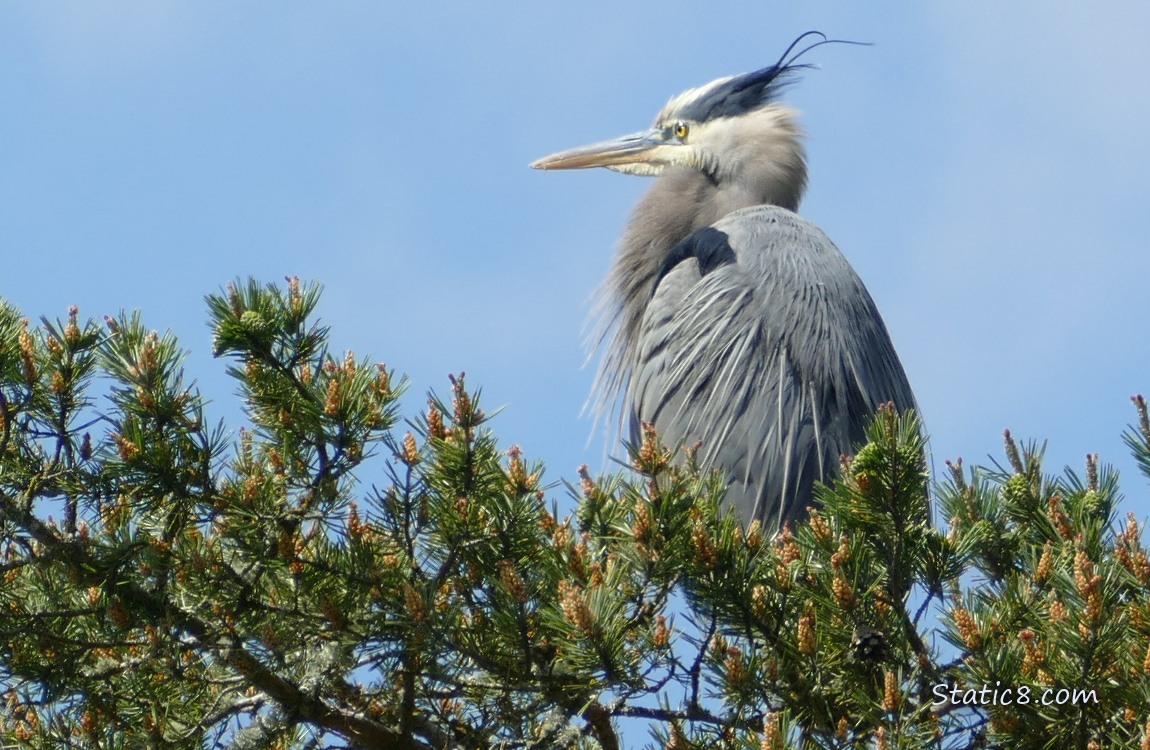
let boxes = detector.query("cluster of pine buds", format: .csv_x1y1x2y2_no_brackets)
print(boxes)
797,601,816,655
558,580,592,634
952,607,981,650
1074,549,1103,627
691,512,718,569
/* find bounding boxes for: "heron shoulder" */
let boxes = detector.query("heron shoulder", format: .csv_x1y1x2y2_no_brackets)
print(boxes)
657,205,862,302
711,205,841,265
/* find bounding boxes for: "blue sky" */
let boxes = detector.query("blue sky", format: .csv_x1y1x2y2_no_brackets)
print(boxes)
4,3,1150,519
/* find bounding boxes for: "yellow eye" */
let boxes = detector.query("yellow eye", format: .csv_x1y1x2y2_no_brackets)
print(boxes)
673,121,689,140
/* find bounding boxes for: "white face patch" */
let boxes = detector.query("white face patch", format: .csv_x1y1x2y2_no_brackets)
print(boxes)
654,74,738,127
606,162,666,177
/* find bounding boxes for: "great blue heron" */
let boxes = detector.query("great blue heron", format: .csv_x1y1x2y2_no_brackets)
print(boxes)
531,34,916,529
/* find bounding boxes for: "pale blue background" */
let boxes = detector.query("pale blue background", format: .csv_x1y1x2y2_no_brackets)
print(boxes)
4,4,1149,518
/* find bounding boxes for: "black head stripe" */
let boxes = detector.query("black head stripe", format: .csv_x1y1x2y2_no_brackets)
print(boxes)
670,32,867,123
673,65,804,122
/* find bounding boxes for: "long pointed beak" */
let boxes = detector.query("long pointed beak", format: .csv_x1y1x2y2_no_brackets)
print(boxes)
530,129,666,170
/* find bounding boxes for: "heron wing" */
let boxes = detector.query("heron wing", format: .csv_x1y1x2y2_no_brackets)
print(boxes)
630,205,915,528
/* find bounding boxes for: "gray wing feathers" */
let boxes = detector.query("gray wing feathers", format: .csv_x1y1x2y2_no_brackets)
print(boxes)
630,205,915,529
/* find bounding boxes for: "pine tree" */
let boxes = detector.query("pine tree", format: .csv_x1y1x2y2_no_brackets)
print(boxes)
1,277,1148,749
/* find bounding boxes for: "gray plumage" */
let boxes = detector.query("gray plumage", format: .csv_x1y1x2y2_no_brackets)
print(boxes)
532,35,916,529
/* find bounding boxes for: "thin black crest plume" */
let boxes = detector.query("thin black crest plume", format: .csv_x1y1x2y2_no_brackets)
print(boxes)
776,30,871,71
671,31,870,122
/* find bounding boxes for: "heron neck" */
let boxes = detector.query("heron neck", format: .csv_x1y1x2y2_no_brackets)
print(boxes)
606,168,795,356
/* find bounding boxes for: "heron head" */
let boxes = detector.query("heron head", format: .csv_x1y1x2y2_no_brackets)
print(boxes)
529,60,804,175
529,33,852,208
